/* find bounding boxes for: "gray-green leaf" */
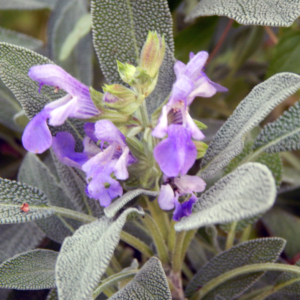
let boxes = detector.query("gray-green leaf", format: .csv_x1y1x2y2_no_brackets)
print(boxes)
175,162,276,232
56,207,144,300
109,257,171,300
0,249,57,290
185,238,286,299
186,0,300,27
104,189,158,218
200,72,300,179
0,178,54,224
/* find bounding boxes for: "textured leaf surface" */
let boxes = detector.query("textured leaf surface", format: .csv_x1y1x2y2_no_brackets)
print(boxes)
254,101,300,154
186,0,300,27
18,153,81,243
263,208,300,259
175,163,276,232
0,0,57,10
0,80,22,132
0,178,54,224
200,73,300,179
109,257,171,300
104,189,158,218
48,0,92,86
185,238,286,299
0,43,85,150
91,0,175,114
0,249,57,289
0,222,45,263
56,208,144,300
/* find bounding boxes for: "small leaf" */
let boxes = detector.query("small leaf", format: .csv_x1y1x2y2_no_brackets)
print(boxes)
48,0,93,85
0,0,57,10
91,0,175,114
0,249,58,290
56,208,144,300
0,222,45,263
0,178,54,224
104,189,158,218
109,257,171,300
186,0,300,27
0,42,85,150
18,153,82,243
175,163,276,232
253,101,300,154
0,27,43,50
185,238,286,299
200,73,300,179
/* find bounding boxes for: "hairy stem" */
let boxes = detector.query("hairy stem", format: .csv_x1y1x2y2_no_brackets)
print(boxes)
52,206,97,223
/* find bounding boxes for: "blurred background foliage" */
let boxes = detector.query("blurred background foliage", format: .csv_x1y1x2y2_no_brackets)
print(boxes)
2,0,300,297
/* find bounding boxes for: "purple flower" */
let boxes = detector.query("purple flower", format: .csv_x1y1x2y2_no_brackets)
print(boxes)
153,124,197,177
52,120,136,207
22,64,100,154
157,175,206,221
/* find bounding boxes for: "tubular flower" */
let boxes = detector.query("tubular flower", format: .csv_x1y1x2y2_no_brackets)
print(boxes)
52,120,136,207
22,64,100,154
157,175,206,221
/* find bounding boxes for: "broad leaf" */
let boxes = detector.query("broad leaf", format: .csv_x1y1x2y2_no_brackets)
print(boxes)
48,0,93,86
56,207,144,300
0,249,57,290
253,101,300,154
0,0,57,10
0,222,45,263
186,0,300,27
104,189,158,218
267,31,300,77
185,238,286,299
109,257,171,300
200,72,300,179
0,178,54,224
263,208,300,259
18,153,82,243
0,27,43,50
0,43,85,150
175,163,276,232
91,0,175,114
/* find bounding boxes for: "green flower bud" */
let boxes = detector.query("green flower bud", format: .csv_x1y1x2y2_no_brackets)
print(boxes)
117,61,136,84
194,140,208,159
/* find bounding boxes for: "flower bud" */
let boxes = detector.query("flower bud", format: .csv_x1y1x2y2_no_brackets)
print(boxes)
140,31,166,78
193,140,208,159
117,61,136,84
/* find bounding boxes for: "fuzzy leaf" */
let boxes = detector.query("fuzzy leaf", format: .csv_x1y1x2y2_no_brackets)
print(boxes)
0,249,57,290
0,0,57,10
18,153,81,243
186,0,300,27
109,257,171,300
175,163,276,232
91,0,175,114
0,43,85,150
56,208,144,300
253,101,300,154
48,0,93,86
200,73,300,179
0,222,45,263
0,178,54,224
104,189,158,218
185,238,286,299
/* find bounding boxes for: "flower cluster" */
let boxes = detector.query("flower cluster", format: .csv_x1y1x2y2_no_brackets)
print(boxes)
22,32,227,220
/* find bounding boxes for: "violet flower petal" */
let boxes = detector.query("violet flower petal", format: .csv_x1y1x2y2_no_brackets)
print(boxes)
169,75,194,105
185,113,205,140
184,51,208,81
173,195,197,221
84,122,97,142
174,175,206,193
22,110,52,154
152,105,170,138
174,60,186,78
52,132,89,168
113,147,131,180
82,136,101,157
153,124,197,177
157,184,176,210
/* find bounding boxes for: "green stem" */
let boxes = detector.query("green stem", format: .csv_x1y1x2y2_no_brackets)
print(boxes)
137,99,149,128
110,255,122,273
56,215,75,233
182,262,194,280
237,286,273,300
142,213,170,265
192,263,300,300
181,229,197,261
52,206,97,223
172,231,186,273
240,224,252,243
120,231,153,258
225,221,237,250
168,219,177,254
93,269,137,299
252,277,300,300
